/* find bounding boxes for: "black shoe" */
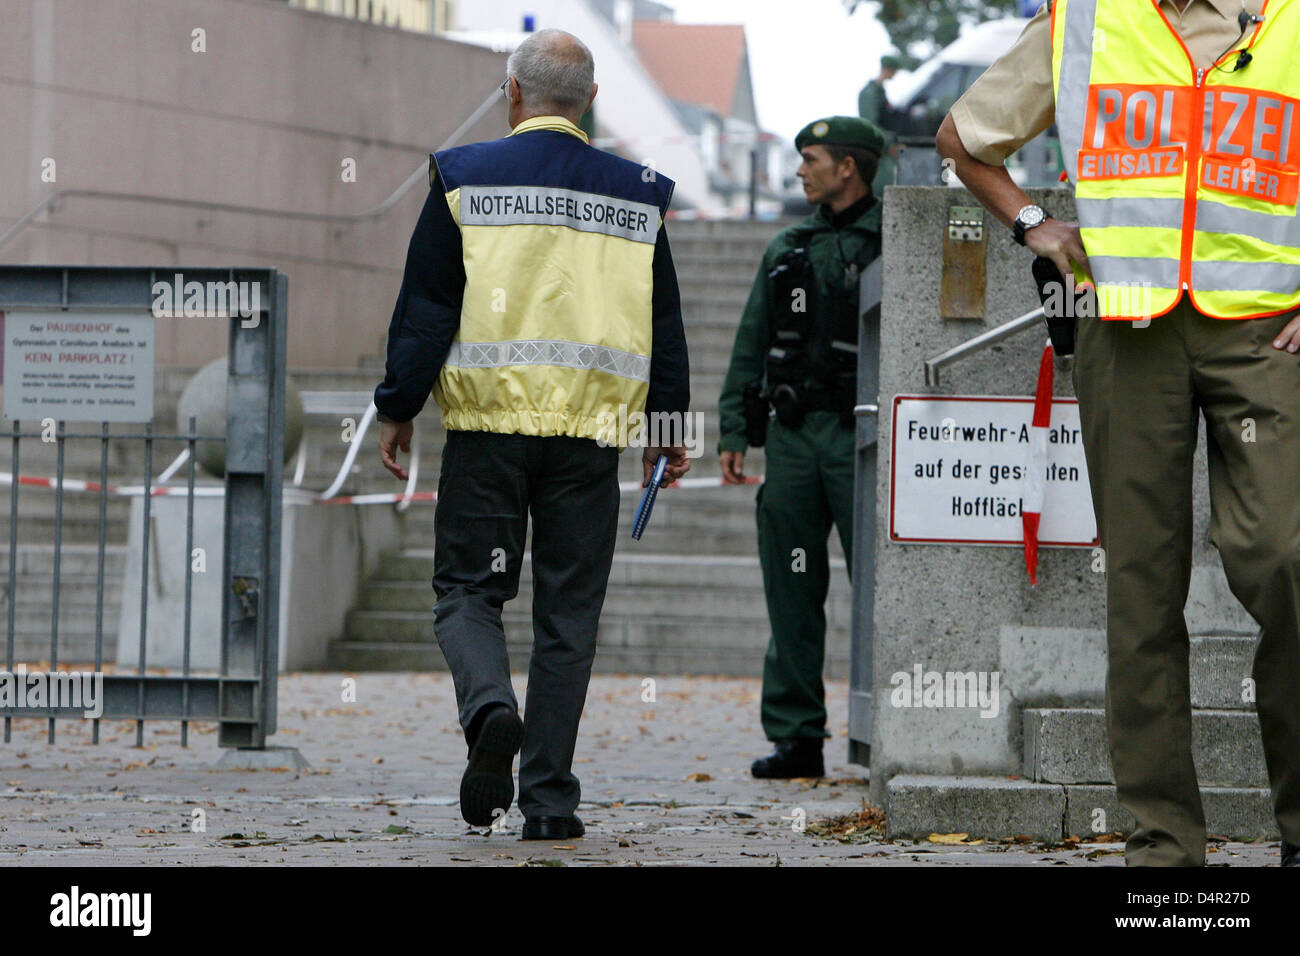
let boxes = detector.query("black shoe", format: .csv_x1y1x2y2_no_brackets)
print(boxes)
751,739,825,779
1283,841,1300,867
521,815,585,840
459,705,523,828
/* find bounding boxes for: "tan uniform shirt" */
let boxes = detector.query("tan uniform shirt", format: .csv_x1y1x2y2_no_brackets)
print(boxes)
950,0,1266,166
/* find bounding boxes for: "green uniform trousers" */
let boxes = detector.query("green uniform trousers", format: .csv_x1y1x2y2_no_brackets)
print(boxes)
1072,297,1300,866
756,411,857,740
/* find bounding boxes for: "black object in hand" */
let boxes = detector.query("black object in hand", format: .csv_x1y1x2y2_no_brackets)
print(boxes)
1031,255,1087,357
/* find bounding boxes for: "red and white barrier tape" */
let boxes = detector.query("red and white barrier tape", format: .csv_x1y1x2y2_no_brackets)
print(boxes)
315,474,763,505
322,490,438,506
0,472,226,497
0,471,762,505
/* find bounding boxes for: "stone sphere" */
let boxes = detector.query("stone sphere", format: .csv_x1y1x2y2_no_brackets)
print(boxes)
177,358,304,478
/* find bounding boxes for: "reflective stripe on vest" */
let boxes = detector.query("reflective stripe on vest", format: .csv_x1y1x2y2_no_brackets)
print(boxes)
1051,0,1300,319
444,339,651,383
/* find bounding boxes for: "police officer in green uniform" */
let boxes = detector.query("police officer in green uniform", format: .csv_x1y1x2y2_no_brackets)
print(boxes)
858,55,902,200
719,116,884,778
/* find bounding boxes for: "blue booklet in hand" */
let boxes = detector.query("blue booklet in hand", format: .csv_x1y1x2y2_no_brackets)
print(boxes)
632,454,669,540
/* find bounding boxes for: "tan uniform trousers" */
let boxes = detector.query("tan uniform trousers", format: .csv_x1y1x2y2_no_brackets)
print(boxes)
1072,297,1300,866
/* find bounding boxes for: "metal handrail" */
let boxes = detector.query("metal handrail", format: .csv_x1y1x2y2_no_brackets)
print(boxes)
296,392,420,507
317,403,374,501
312,400,420,510
0,85,503,255
922,306,1046,386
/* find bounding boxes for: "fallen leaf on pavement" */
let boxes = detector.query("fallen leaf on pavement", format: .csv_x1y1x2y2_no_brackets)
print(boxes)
804,800,886,844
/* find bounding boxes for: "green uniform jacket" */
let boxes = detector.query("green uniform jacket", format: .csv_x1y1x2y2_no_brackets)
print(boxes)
717,200,883,453
859,80,899,195
857,80,889,133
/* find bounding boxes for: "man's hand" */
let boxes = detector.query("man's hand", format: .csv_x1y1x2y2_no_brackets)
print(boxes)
720,450,746,485
378,420,414,481
644,445,691,487
1027,219,1093,284
1274,311,1300,352
936,115,1093,283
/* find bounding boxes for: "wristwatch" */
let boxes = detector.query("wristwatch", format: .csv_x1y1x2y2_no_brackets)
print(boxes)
1013,204,1048,246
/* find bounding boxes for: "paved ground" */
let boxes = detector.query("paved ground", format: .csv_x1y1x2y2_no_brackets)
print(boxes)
0,673,1283,866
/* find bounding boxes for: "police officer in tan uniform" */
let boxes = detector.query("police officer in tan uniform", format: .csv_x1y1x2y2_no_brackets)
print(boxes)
939,0,1300,866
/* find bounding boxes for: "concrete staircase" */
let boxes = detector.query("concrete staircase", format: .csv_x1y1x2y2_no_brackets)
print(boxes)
328,218,856,676
0,543,127,665
885,633,1277,841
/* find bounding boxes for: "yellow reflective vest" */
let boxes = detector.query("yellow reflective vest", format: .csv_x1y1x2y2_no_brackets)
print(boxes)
429,116,676,442
1051,0,1300,319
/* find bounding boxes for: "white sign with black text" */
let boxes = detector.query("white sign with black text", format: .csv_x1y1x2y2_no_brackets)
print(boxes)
889,394,1098,546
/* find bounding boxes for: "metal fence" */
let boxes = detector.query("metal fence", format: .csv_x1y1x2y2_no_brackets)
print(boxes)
0,265,286,751
848,259,883,767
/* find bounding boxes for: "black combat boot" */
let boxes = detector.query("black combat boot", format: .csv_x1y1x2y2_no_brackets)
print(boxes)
751,739,824,779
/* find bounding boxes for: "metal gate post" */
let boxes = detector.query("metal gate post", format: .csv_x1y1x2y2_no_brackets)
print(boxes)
848,258,883,767
0,266,294,755
219,271,287,750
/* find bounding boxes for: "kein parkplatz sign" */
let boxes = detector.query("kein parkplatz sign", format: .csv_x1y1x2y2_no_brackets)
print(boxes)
889,394,1098,547
1,311,155,423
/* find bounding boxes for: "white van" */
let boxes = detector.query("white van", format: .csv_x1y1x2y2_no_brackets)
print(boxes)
885,18,1062,185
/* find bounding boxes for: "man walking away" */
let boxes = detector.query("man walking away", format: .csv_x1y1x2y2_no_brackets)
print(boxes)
374,29,691,841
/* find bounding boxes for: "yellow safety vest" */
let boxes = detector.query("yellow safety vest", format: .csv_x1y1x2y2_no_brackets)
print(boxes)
430,115,675,443
1051,0,1300,319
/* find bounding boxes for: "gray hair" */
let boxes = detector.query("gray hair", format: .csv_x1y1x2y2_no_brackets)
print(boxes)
506,29,595,115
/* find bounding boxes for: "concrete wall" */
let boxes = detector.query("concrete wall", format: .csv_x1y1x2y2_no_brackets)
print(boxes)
0,0,507,368
116,490,401,671
867,186,1255,804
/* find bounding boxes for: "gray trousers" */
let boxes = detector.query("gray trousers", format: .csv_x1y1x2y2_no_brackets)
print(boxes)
432,429,620,818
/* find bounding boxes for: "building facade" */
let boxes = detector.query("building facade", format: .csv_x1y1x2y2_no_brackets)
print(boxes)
286,0,456,34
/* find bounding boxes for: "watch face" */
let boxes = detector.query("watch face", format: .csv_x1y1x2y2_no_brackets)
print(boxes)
1019,205,1046,228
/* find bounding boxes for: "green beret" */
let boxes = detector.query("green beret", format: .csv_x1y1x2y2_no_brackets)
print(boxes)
795,115,886,156
881,54,903,69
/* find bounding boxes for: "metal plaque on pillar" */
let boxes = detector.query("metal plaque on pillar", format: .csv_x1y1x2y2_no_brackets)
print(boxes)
941,205,987,321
